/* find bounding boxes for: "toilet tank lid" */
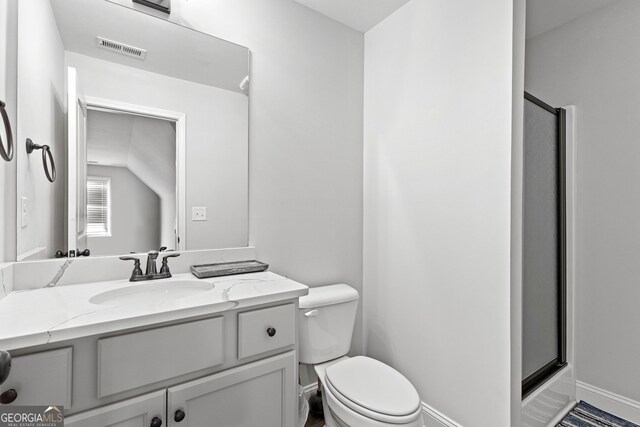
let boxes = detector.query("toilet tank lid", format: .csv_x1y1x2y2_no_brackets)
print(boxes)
299,284,359,309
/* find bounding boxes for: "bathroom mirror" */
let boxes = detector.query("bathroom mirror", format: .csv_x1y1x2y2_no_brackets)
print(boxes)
15,0,249,260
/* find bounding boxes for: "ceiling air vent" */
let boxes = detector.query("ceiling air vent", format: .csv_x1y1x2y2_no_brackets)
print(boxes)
96,37,147,60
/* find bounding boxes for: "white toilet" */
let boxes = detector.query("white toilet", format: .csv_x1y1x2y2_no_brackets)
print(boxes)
299,284,423,427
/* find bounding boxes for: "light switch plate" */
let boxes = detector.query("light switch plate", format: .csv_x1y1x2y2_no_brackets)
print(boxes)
21,197,28,228
192,207,207,221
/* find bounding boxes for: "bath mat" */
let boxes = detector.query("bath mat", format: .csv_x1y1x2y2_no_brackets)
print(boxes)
557,401,640,427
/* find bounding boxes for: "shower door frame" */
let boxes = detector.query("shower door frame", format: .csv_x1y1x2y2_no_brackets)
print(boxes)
522,91,568,398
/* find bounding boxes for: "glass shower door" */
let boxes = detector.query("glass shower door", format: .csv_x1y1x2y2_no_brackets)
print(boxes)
522,92,567,397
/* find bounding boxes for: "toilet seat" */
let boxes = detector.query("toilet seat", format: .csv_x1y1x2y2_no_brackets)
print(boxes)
324,356,422,425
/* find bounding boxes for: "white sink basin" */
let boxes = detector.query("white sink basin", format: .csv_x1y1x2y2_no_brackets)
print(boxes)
90,280,214,306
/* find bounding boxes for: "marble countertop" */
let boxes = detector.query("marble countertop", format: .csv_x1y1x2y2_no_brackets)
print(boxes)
0,271,308,351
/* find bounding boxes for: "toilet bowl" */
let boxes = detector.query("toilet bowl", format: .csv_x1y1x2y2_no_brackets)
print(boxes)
299,285,424,427
320,356,423,427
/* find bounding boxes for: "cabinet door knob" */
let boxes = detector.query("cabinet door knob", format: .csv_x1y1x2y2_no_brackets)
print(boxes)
0,388,18,404
150,416,162,427
267,327,277,337
0,350,11,386
174,409,186,422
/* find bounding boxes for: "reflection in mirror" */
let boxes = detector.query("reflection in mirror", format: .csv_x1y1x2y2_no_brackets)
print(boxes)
86,110,177,256
16,0,249,261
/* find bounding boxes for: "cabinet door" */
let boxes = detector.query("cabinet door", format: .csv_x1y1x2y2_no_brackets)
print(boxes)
65,390,165,427
1,348,72,409
168,351,296,427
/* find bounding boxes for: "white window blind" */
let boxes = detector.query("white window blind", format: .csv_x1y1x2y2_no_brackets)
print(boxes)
86,176,111,237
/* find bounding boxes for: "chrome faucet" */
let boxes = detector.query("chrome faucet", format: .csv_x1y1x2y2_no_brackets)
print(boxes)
120,251,181,282
145,250,159,275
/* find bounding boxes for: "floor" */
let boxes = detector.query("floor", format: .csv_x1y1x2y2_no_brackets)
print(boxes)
557,401,640,427
304,393,325,427
305,412,324,427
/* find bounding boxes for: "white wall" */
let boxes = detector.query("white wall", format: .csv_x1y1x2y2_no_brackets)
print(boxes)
66,52,248,251
0,0,17,263
113,0,365,354
511,0,526,425
363,0,515,425
526,0,640,403
16,0,66,259
87,165,160,256
124,116,175,249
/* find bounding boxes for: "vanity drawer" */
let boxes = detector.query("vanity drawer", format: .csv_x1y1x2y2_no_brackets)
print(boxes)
2,348,72,408
238,304,295,359
98,317,224,398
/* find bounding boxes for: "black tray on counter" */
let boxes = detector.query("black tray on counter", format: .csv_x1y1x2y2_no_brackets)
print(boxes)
190,260,269,279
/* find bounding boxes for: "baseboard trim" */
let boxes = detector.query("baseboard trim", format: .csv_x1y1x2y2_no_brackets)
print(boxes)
576,381,640,423
302,383,318,399
421,402,462,427
300,387,461,427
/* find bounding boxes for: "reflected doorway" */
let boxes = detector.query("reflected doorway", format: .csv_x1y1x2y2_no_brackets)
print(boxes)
85,109,177,256
72,96,187,257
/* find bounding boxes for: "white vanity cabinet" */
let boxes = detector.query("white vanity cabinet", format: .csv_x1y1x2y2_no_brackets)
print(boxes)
97,317,225,398
65,390,166,427
167,351,296,427
2,301,299,427
0,347,73,408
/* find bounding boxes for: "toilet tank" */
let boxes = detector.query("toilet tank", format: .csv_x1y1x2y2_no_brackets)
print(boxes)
298,284,359,365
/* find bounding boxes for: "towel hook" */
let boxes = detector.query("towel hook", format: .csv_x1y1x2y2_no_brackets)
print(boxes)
26,138,56,183
0,100,14,162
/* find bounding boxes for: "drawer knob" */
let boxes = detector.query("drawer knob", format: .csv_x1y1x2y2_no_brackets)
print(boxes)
267,327,277,337
174,409,186,422
150,417,162,427
0,388,18,404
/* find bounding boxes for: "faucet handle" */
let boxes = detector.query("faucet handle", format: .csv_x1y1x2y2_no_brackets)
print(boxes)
162,253,180,259
160,253,181,275
119,256,143,281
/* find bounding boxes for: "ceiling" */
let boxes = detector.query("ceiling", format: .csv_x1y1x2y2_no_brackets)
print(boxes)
293,0,409,33
50,0,249,93
526,0,620,39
